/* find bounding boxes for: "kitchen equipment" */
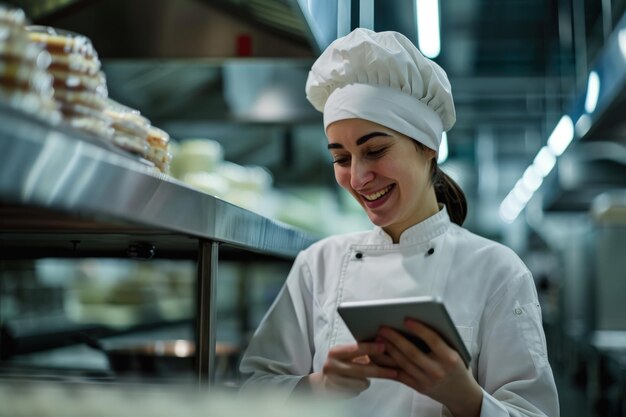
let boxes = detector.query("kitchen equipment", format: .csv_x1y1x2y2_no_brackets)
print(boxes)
590,192,626,331
79,334,239,378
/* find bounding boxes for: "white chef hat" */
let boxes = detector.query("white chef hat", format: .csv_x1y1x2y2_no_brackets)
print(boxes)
305,28,455,151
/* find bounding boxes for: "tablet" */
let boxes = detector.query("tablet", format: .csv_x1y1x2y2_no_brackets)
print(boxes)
337,296,471,367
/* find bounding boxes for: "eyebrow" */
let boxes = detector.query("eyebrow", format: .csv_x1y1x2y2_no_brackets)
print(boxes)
327,132,391,149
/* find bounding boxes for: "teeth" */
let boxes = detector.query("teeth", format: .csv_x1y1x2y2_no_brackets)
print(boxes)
364,185,393,201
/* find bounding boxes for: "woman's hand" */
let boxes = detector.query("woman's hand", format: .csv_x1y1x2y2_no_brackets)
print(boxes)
303,342,398,398
377,320,483,417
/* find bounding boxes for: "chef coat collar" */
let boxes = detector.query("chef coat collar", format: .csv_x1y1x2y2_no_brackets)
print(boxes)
369,205,450,246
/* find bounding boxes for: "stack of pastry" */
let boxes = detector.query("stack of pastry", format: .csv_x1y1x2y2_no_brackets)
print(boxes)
26,25,113,140
103,98,150,159
1,10,172,175
146,126,172,174
104,98,172,173
0,6,60,123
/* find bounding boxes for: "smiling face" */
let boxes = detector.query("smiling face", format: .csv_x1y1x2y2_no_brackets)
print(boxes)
327,118,439,242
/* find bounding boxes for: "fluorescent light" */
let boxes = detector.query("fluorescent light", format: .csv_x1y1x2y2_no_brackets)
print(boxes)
522,165,543,192
532,146,557,177
511,189,531,206
437,131,448,163
512,179,533,204
499,195,524,223
416,0,441,58
547,115,574,156
619,29,626,60
575,114,592,137
501,167,541,224
584,71,600,113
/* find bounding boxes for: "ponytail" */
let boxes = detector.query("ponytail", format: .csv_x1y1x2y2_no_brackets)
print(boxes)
431,159,467,226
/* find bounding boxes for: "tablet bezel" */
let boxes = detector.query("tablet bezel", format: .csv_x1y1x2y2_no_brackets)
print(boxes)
337,296,471,367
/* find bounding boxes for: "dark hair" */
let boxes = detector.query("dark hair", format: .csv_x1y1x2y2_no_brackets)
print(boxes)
413,141,468,226
430,159,467,226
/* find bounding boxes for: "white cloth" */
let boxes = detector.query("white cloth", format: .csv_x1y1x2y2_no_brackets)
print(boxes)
322,83,443,151
240,207,559,417
305,28,455,151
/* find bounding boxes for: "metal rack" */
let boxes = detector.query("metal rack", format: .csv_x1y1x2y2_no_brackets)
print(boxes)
0,103,317,385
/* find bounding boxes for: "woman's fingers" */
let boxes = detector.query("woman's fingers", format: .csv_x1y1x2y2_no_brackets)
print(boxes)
404,320,463,368
379,320,464,371
326,355,397,380
326,343,398,380
381,337,434,389
352,354,371,365
376,322,472,400
329,342,384,360
368,352,398,368
378,327,445,378
315,343,398,397
395,369,427,393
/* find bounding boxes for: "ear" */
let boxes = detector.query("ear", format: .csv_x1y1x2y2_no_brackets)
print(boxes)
419,146,436,161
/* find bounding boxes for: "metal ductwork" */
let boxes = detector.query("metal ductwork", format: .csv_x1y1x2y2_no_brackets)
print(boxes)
542,142,626,212
533,11,626,213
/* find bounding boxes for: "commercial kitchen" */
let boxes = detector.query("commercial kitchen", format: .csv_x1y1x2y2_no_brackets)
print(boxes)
0,1,625,416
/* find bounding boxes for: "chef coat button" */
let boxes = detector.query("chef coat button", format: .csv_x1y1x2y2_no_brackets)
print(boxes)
355,252,363,259
514,308,523,315
426,247,435,256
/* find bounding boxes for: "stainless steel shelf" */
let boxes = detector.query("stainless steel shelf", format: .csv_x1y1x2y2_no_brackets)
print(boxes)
0,102,317,385
0,103,316,258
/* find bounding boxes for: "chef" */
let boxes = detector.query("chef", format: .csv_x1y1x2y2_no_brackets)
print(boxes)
239,28,559,417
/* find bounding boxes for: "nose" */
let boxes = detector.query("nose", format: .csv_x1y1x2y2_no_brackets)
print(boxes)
350,160,374,190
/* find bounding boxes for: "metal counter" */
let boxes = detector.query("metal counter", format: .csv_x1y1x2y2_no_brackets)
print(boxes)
0,103,317,385
0,103,316,258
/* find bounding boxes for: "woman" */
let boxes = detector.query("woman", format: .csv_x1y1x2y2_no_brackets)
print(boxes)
239,29,559,417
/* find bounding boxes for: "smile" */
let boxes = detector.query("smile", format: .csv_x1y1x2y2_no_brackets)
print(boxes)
363,184,395,201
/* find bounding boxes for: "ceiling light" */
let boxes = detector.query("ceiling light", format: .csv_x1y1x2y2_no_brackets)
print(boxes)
437,131,448,163
584,71,600,113
499,194,524,224
511,188,532,206
547,115,574,156
619,29,626,60
416,0,441,58
532,146,557,177
522,165,543,192
512,179,533,204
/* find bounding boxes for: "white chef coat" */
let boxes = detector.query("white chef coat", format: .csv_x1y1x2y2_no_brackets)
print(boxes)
240,206,559,417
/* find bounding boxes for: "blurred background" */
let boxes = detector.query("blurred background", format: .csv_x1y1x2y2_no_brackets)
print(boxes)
1,1,625,416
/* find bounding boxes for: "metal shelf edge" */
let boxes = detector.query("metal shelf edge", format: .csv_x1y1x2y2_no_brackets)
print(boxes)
0,105,317,259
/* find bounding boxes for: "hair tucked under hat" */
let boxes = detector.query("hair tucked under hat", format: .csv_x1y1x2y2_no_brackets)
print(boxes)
305,28,455,152
306,28,467,225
